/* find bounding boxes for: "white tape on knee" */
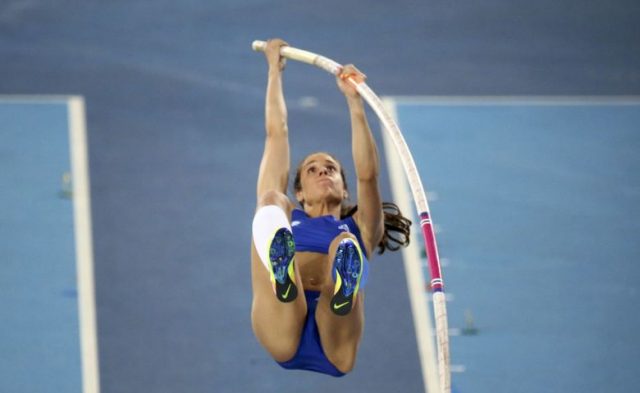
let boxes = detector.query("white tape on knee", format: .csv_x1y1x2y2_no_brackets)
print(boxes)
252,205,292,271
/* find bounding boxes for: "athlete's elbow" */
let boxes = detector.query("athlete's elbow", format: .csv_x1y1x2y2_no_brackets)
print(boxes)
265,121,288,137
355,160,379,181
356,171,379,182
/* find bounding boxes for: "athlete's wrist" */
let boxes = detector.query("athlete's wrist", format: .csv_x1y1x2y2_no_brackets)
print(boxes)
268,66,284,77
346,96,364,111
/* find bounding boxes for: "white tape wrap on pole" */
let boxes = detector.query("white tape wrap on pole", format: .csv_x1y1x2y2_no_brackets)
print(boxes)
252,40,451,393
252,40,342,75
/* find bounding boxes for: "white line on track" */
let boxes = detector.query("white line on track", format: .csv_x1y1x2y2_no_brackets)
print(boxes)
69,97,101,393
381,98,441,393
383,95,640,106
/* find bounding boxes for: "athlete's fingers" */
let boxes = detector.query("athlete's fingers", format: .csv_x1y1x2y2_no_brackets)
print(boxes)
338,64,366,83
264,38,289,70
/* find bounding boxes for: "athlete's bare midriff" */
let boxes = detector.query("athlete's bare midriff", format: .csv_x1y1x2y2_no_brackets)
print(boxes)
295,251,331,291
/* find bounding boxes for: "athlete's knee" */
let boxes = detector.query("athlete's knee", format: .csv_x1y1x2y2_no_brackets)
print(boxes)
257,190,289,210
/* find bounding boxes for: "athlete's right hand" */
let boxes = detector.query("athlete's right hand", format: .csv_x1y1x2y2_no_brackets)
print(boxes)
265,38,288,72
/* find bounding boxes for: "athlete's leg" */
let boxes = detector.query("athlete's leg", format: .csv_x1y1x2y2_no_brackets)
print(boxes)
251,190,307,362
315,232,365,373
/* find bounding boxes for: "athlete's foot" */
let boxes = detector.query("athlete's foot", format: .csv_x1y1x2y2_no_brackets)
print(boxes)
330,239,363,316
269,228,298,302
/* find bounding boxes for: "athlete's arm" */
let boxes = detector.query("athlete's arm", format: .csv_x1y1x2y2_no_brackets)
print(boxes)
338,65,384,255
257,39,291,198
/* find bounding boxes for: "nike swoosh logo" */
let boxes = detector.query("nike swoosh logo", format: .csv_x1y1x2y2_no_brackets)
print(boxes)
282,284,292,299
333,301,350,310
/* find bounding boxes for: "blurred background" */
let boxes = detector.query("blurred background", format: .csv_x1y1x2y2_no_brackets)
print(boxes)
1,1,639,392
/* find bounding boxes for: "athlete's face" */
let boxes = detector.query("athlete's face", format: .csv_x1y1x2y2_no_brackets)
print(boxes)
295,153,347,207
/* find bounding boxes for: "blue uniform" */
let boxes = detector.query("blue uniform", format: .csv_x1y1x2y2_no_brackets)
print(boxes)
277,209,369,377
277,290,345,377
290,208,367,254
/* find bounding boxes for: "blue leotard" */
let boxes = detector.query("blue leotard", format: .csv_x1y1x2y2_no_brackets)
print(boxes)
290,208,367,254
277,208,370,377
277,290,345,376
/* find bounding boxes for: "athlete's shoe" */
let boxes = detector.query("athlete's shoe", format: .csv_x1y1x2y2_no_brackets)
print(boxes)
269,228,298,302
330,238,363,316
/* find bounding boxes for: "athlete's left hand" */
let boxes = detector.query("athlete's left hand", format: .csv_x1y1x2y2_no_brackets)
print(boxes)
336,64,366,99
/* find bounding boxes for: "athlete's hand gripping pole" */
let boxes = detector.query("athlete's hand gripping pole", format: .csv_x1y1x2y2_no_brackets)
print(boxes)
252,40,451,393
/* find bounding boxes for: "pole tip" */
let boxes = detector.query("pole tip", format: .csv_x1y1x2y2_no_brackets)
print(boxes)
252,40,266,52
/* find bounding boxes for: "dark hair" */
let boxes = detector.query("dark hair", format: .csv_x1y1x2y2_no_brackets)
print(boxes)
293,153,411,255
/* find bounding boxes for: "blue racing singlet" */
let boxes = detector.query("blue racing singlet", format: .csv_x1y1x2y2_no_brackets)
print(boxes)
279,209,371,376
290,209,367,255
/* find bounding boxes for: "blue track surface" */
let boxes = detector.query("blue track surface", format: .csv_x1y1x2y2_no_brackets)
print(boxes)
396,100,640,392
0,102,82,393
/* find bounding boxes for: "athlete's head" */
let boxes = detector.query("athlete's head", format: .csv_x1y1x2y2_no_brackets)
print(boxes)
294,152,412,255
293,152,348,209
